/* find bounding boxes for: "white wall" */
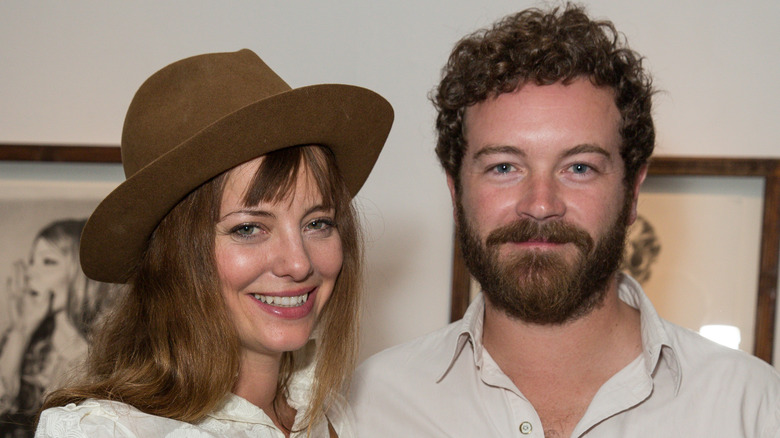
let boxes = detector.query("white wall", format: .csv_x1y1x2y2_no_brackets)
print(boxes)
1,1,778,361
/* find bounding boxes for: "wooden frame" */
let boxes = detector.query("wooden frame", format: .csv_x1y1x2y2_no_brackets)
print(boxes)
449,156,780,363
0,143,121,163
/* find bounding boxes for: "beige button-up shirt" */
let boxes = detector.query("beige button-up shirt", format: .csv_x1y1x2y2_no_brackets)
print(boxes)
351,274,780,437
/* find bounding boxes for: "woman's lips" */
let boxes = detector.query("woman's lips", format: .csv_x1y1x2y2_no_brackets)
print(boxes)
249,287,317,319
252,291,309,307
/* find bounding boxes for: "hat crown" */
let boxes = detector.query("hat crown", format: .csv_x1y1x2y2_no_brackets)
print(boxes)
81,48,393,283
121,49,291,178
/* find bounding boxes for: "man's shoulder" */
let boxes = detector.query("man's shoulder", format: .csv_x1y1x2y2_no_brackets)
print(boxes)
350,321,477,436
663,319,780,389
351,320,467,407
356,320,463,380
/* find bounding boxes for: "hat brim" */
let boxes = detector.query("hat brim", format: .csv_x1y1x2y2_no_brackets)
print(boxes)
80,83,393,283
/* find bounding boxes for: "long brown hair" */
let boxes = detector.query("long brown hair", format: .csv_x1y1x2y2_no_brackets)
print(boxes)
40,145,362,432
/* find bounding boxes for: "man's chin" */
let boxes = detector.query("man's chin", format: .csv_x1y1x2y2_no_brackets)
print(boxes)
485,277,609,325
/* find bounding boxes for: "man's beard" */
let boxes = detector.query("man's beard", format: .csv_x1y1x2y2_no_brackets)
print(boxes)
456,195,631,325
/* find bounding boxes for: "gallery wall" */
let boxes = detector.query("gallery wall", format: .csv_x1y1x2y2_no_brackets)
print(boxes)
1,0,778,362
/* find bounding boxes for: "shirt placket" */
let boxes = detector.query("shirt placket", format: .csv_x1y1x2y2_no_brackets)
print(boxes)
505,388,545,437
480,351,545,437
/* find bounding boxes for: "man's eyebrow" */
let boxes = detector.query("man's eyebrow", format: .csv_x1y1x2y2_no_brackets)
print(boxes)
471,144,611,161
471,145,525,161
562,144,612,159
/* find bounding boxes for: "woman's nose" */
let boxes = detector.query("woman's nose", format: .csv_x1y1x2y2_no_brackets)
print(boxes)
270,234,314,282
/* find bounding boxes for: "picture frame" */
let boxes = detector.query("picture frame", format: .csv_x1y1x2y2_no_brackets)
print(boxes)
0,144,122,436
449,156,780,364
0,143,121,163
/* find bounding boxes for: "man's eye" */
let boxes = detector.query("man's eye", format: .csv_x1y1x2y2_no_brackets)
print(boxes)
492,163,513,174
571,163,591,174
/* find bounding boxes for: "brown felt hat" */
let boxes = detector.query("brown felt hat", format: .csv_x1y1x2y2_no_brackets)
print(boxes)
80,49,393,283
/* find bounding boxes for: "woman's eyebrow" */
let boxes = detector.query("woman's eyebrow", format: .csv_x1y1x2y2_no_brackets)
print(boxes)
219,209,274,222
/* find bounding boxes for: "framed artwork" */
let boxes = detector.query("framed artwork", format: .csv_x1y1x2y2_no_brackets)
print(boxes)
449,157,780,364
0,144,121,436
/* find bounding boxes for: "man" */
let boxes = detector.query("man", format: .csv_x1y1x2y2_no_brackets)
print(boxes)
350,4,780,437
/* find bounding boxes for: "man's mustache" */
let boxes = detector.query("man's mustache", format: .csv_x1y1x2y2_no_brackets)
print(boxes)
485,219,594,254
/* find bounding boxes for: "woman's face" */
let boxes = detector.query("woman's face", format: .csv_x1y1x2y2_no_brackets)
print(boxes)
27,238,73,313
215,156,343,361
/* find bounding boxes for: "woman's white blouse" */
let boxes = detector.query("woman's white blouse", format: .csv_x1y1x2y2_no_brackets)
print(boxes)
34,363,355,438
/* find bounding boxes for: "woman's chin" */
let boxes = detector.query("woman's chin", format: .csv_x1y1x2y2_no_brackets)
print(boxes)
241,326,317,359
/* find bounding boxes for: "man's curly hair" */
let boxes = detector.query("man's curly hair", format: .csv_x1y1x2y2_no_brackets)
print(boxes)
433,3,655,190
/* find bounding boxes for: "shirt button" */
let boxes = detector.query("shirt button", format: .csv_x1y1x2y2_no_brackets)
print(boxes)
519,421,533,434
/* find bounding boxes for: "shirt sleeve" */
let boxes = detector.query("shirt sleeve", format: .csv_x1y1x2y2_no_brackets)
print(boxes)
35,400,222,438
35,402,138,438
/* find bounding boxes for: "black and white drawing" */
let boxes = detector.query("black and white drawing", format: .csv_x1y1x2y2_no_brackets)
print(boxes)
633,174,764,354
621,215,661,284
0,184,120,437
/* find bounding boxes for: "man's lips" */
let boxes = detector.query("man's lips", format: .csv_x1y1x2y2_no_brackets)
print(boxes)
507,239,570,248
485,219,594,254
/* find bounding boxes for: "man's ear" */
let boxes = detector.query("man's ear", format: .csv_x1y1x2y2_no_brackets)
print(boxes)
628,164,649,225
446,173,458,223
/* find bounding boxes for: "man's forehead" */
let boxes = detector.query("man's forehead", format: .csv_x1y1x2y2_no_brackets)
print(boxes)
464,79,618,118
462,80,621,156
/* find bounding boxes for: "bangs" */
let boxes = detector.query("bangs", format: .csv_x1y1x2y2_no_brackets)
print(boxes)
241,145,340,209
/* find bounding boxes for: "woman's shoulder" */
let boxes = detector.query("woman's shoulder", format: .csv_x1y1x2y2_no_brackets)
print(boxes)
35,399,210,437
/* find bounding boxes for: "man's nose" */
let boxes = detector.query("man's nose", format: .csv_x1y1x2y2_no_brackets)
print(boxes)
514,174,566,221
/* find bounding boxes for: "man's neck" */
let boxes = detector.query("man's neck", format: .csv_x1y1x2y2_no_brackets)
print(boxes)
481,277,643,436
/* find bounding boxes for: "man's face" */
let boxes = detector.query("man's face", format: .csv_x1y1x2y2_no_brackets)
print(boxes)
450,78,644,324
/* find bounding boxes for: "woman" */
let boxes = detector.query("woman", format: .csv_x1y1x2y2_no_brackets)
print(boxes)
35,49,393,437
0,219,115,437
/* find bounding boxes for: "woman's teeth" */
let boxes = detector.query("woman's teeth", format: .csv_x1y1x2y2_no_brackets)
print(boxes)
253,292,309,307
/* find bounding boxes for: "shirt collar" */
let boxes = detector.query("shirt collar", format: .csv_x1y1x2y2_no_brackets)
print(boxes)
616,272,682,393
436,273,683,393
206,393,271,425
437,293,486,382
206,340,317,424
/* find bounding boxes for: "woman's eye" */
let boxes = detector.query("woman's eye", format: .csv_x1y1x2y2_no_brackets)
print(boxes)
306,218,335,231
232,224,260,237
